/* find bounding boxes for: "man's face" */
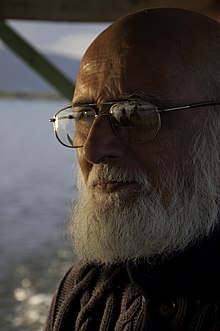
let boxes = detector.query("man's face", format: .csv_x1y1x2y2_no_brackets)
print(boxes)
73,19,205,198
69,9,219,263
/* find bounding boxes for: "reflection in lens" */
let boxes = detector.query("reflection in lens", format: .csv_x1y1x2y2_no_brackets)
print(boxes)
129,110,160,143
110,102,160,143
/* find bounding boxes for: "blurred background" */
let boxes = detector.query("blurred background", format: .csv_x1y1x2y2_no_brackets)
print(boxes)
0,16,108,331
0,1,219,330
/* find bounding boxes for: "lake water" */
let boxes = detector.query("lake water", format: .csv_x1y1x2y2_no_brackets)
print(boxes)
0,98,78,331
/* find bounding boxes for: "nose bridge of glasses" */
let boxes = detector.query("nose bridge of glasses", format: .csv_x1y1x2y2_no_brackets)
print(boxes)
89,110,114,135
73,104,116,147
90,104,115,129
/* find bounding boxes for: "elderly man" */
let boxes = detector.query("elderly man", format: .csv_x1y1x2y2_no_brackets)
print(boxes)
46,7,220,331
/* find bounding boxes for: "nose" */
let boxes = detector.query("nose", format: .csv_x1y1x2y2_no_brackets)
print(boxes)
82,114,124,164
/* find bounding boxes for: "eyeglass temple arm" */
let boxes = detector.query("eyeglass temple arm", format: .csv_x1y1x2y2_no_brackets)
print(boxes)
49,115,76,123
161,101,220,113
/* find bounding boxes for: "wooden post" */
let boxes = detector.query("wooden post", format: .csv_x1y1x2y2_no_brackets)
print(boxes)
0,20,75,100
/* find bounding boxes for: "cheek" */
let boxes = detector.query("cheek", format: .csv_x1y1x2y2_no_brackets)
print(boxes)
150,116,199,180
126,142,165,183
77,150,92,183
130,129,188,183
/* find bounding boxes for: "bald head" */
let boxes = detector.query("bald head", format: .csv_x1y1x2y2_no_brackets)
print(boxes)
85,7,219,56
74,8,220,104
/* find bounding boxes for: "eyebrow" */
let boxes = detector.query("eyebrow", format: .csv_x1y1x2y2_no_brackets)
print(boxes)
72,92,174,108
125,92,174,108
72,101,122,108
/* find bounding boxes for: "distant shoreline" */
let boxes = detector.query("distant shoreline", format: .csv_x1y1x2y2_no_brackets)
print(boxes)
0,90,67,100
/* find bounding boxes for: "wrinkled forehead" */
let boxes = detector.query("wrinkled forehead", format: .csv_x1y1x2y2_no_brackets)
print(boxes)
74,55,126,102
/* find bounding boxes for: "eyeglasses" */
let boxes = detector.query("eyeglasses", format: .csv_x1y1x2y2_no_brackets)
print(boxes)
49,100,220,148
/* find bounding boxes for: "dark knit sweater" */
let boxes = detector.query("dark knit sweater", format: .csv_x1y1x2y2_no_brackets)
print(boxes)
45,231,220,330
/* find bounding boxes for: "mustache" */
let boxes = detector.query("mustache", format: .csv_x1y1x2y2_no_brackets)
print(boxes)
87,164,151,189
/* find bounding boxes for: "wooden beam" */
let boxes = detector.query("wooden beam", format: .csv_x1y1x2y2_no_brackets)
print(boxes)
0,0,219,22
0,21,74,100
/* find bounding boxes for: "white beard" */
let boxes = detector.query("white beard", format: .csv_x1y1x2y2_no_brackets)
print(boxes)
68,131,220,264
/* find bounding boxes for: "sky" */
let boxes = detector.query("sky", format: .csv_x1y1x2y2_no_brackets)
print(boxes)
1,20,110,60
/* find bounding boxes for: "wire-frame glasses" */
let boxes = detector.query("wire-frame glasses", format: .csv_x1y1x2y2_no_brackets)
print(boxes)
49,100,220,148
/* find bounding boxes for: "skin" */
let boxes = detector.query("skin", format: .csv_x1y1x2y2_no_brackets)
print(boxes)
72,8,218,197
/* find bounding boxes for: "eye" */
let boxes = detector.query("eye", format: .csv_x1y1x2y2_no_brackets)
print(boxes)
73,107,96,121
110,102,137,125
73,107,96,141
